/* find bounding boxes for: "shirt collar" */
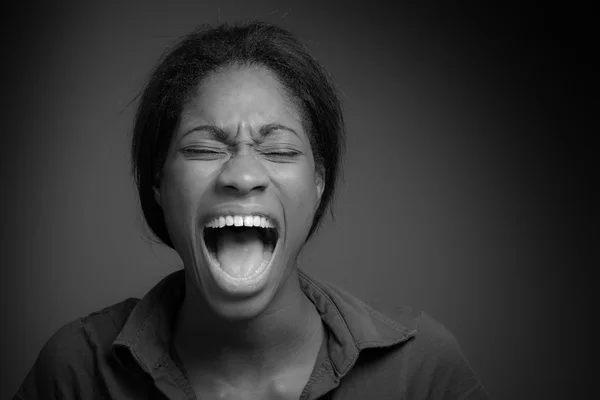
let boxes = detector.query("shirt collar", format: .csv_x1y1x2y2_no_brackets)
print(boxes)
113,271,185,374
297,269,416,377
112,269,416,377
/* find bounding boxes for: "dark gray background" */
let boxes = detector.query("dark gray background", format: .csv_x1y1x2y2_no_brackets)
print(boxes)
1,1,593,399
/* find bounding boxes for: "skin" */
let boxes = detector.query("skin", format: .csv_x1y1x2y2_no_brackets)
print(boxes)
154,65,325,398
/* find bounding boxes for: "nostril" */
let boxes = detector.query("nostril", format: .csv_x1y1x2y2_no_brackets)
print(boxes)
222,182,267,194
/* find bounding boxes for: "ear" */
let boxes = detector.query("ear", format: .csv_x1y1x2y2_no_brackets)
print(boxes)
315,166,325,205
153,186,162,207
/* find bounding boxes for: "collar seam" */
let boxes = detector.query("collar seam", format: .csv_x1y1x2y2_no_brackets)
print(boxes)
355,332,416,349
112,285,172,373
298,270,360,376
298,270,358,345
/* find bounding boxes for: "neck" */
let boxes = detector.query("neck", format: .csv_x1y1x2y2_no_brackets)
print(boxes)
173,267,324,381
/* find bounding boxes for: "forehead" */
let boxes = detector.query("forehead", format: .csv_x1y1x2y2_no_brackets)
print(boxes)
180,65,302,127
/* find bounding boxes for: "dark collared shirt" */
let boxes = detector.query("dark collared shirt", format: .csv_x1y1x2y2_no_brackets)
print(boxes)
15,270,488,399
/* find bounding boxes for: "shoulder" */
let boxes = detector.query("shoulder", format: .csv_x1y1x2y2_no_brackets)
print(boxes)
377,305,467,362
383,307,488,400
45,297,139,357
80,297,139,346
15,298,139,399
410,309,464,357
38,297,138,365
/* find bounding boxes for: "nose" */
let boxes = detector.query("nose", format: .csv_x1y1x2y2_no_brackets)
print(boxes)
216,154,269,195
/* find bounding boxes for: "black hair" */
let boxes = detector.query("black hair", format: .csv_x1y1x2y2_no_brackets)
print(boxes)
131,21,345,248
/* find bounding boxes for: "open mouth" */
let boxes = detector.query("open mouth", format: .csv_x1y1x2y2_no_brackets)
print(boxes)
203,216,279,281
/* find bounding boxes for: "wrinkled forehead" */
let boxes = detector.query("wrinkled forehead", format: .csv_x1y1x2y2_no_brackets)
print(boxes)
184,65,305,123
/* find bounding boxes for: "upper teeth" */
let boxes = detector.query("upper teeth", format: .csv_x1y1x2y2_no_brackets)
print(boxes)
205,215,275,229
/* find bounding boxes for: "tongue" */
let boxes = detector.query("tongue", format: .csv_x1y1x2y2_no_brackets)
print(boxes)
216,228,265,278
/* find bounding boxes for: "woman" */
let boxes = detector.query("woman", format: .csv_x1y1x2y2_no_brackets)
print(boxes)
15,22,487,400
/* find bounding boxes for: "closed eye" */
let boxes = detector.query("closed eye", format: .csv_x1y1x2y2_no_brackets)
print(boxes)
263,151,299,157
261,150,302,163
180,148,226,158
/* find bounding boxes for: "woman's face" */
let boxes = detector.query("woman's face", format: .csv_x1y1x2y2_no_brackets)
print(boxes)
156,65,323,319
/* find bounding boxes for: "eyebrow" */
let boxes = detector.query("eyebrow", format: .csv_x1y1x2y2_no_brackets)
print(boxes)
182,123,298,142
259,123,299,139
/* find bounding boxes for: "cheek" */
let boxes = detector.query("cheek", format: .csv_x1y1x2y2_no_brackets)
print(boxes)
160,160,212,231
275,164,320,230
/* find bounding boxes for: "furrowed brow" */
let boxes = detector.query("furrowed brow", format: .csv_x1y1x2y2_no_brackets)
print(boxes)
182,125,229,142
